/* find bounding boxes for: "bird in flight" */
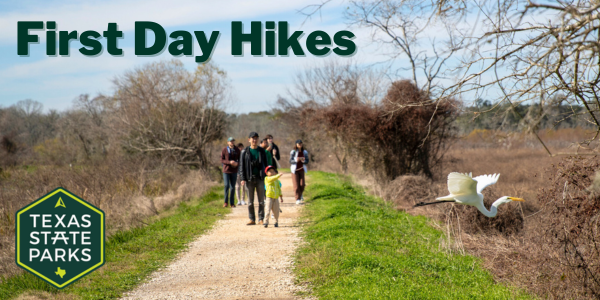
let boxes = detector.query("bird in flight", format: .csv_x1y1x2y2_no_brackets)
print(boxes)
414,172,524,217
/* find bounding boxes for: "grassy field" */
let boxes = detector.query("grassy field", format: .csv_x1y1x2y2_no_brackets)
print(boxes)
0,186,225,300
294,171,532,300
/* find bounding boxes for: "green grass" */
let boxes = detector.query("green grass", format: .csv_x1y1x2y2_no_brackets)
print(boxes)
0,186,226,300
294,171,532,300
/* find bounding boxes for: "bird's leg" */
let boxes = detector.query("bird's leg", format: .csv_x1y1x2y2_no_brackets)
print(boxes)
413,200,456,207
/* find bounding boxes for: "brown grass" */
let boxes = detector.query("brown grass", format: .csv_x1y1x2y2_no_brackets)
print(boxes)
0,156,215,280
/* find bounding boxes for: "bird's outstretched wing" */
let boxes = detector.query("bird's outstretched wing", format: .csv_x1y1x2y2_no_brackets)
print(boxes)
473,173,500,193
447,172,477,196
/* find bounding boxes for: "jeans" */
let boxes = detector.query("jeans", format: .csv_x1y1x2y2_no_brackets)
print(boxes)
223,172,237,205
246,177,265,221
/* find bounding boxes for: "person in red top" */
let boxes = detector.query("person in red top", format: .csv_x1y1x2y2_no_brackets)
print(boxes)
221,137,240,207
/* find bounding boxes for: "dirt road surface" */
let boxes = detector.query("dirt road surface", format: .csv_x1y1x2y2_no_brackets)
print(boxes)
123,173,309,300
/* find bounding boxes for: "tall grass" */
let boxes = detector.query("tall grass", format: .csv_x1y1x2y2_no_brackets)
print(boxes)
0,157,214,281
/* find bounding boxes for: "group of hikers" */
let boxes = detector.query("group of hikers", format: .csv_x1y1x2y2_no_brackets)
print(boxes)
220,132,309,228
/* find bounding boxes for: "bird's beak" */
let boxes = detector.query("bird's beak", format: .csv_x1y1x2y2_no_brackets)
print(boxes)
508,197,525,202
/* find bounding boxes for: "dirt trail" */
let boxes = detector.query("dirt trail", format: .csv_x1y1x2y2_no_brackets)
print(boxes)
123,173,308,300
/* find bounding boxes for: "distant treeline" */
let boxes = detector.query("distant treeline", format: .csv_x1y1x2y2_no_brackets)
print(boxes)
1,98,594,167
455,99,594,135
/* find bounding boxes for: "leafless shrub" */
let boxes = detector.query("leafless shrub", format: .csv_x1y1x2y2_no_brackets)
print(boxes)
535,156,600,298
304,80,457,181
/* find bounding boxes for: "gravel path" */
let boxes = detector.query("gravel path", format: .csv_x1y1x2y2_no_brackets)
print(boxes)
123,173,310,300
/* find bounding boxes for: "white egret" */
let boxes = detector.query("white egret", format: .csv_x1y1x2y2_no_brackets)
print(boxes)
414,172,524,217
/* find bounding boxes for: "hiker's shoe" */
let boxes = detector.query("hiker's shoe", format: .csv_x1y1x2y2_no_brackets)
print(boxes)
231,204,236,208
258,220,263,225
247,220,256,225
296,200,300,205
223,203,228,208
264,223,268,228
274,223,278,228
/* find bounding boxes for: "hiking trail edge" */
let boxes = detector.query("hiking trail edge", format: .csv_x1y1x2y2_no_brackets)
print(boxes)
123,173,311,300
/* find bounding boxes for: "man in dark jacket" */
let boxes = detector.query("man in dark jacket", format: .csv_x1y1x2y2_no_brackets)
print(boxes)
221,137,240,208
239,132,268,225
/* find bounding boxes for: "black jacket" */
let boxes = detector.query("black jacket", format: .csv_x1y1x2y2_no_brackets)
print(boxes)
269,143,281,161
238,146,268,182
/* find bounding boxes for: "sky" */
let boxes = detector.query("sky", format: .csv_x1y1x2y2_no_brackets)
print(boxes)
0,0,391,114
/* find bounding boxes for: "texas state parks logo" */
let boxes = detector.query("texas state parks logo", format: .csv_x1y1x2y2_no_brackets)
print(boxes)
15,187,105,289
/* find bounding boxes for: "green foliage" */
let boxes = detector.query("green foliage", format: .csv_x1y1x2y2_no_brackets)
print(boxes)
295,171,532,299
0,187,226,300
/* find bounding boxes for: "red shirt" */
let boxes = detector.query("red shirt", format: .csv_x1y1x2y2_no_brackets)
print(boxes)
221,146,240,174
296,150,304,170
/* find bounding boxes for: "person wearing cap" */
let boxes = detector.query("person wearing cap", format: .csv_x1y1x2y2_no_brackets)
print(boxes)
290,139,309,204
221,137,240,208
238,132,269,225
263,166,283,228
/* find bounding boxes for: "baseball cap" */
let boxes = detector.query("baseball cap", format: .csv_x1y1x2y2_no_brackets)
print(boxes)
295,139,303,144
227,137,235,142
265,165,275,173
248,132,259,138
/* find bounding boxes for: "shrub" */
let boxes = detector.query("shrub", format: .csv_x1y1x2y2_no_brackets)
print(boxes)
536,156,600,298
304,80,457,181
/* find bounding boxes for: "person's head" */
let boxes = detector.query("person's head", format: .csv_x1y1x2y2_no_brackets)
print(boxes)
260,138,269,148
248,132,259,147
294,139,304,151
265,166,277,176
266,134,274,143
227,137,235,148
237,143,244,150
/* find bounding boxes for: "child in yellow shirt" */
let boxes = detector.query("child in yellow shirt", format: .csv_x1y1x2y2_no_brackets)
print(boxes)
264,166,283,228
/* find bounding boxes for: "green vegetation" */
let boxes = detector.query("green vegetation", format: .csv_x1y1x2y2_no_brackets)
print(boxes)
0,186,226,300
294,171,531,299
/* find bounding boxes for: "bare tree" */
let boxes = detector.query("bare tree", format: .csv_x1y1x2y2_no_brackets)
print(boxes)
325,0,600,152
342,0,467,97
290,61,386,173
439,0,600,149
109,60,230,168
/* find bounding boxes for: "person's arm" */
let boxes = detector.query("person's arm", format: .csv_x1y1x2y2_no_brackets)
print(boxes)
274,144,281,160
289,150,297,165
304,150,309,165
220,148,230,165
265,173,283,183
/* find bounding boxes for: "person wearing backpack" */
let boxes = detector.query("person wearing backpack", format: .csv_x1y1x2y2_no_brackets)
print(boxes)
239,132,269,225
290,139,309,204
